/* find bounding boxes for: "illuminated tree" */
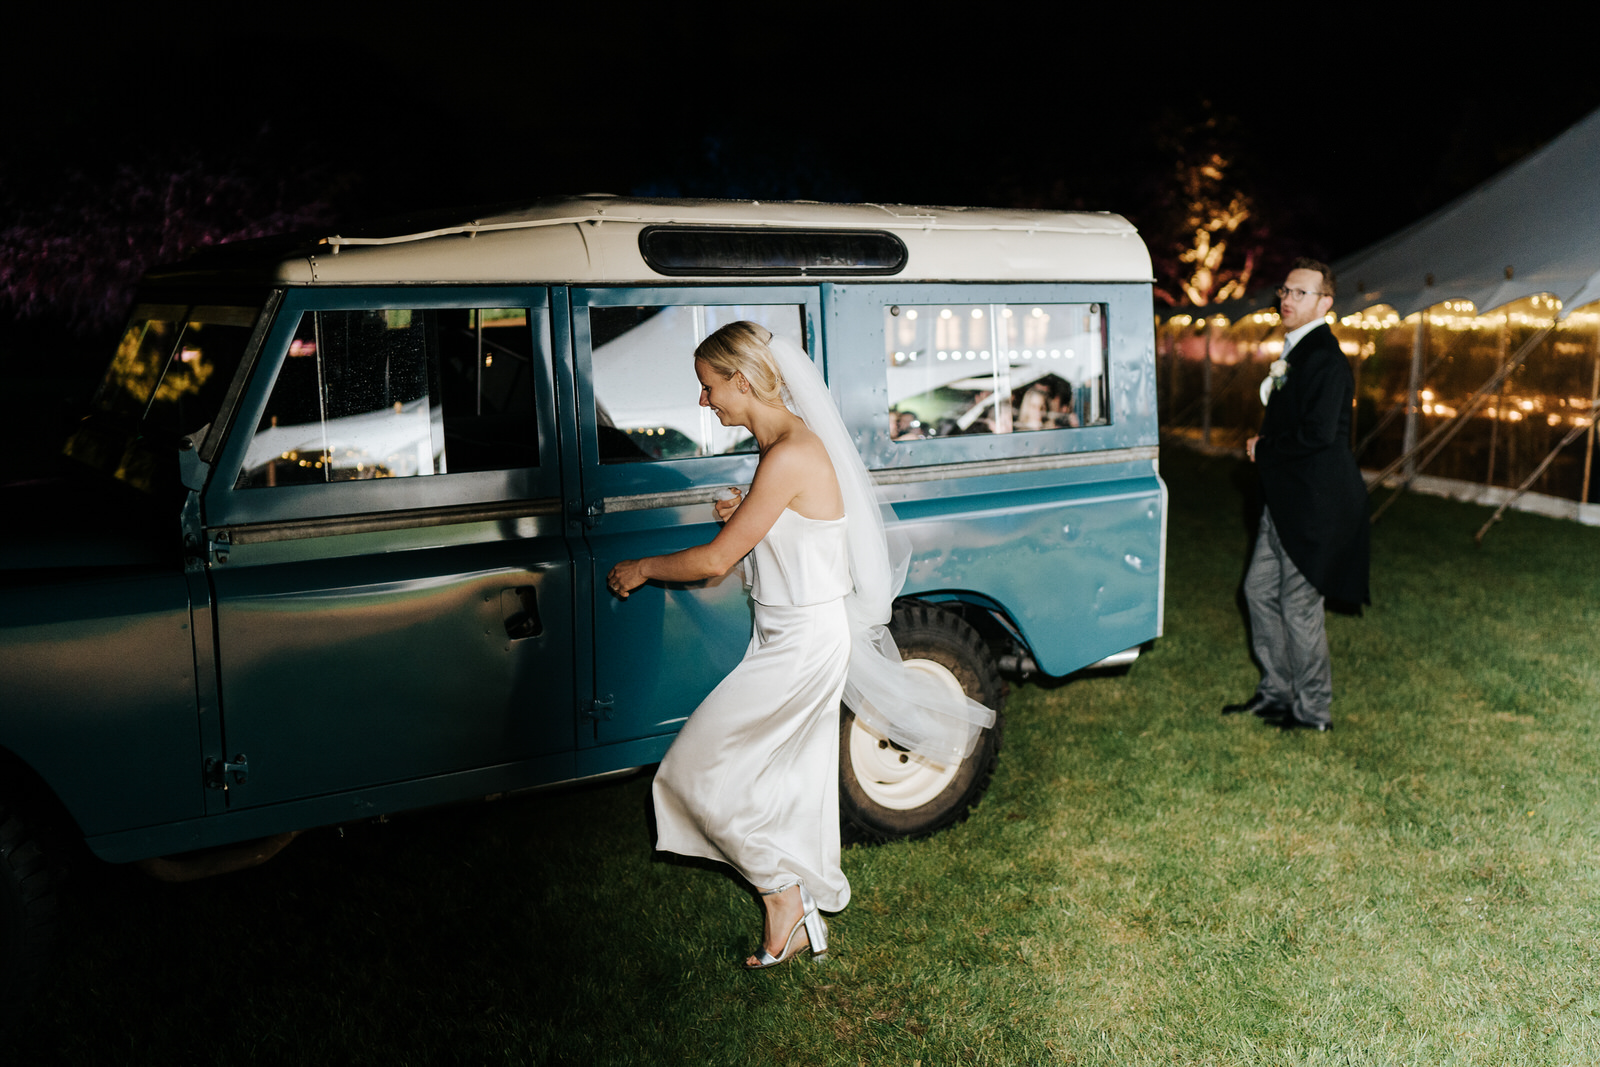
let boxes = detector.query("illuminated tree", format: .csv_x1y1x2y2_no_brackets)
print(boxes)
1173,153,1255,306
1142,104,1282,310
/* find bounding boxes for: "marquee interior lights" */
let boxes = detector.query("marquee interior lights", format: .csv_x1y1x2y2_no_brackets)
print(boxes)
1507,310,1558,329
1341,307,1403,330
1424,308,1488,331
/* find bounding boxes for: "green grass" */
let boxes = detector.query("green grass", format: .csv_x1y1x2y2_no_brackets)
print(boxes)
18,446,1600,1065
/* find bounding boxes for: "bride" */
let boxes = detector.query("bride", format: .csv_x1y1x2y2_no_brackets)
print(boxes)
607,322,992,969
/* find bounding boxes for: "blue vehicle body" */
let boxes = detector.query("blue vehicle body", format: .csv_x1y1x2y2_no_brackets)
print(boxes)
0,198,1166,871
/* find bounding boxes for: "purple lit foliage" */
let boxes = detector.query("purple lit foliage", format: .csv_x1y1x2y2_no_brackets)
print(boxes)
0,160,335,331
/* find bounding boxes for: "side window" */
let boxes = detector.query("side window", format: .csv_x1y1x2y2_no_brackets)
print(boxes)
236,308,536,488
589,303,805,463
885,302,1109,440
65,304,261,491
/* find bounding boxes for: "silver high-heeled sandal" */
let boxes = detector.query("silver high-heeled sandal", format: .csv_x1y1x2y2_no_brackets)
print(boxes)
744,882,828,969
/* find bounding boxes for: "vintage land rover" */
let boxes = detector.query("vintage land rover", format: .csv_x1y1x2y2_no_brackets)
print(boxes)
0,197,1165,1009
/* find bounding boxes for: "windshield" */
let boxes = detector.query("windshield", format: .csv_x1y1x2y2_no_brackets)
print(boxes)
64,302,263,492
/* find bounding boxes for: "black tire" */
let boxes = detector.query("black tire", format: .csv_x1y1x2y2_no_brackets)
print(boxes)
839,601,1005,844
0,801,59,1025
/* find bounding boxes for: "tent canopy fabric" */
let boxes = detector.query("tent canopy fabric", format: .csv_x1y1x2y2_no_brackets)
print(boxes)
1334,105,1600,319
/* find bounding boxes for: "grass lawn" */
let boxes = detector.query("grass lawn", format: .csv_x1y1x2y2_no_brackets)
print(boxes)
16,446,1600,1065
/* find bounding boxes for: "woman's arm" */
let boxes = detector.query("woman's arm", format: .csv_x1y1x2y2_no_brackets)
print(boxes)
607,442,810,598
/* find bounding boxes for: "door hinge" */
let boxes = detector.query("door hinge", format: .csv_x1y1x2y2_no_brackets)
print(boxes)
205,754,249,790
585,696,614,722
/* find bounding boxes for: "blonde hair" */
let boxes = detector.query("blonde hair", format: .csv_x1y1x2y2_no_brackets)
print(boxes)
695,321,786,406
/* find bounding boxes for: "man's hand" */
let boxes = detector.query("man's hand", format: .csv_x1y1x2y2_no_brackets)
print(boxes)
1246,435,1259,463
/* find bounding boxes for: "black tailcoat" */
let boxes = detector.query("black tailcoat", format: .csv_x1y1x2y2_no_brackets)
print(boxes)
1255,323,1370,605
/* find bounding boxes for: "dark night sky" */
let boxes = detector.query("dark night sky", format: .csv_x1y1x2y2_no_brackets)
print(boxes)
8,6,1600,283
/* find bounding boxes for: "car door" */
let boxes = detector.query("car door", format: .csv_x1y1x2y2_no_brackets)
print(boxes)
200,287,576,810
569,288,821,753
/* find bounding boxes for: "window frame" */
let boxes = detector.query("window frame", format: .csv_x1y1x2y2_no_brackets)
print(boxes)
570,286,821,501
881,297,1110,443
205,286,557,527
825,281,1155,471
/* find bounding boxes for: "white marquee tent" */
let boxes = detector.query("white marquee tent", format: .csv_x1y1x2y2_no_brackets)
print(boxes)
1161,105,1600,533
1335,105,1600,319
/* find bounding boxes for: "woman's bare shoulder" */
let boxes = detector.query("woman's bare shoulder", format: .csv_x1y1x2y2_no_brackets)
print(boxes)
759,421,841,519
759,421,831,475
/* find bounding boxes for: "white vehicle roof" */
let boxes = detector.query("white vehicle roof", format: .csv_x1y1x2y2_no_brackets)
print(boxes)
151,196,1153,287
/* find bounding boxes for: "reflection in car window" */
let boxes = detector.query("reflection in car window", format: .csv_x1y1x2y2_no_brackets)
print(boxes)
143,306,260,445
65,305,260,491
90,310,185,420
237,308,537,488
885,303,1108,440
589,304,805,463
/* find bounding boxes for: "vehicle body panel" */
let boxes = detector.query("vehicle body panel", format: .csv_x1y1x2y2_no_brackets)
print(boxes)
0,198,1166,864
0,568,200,835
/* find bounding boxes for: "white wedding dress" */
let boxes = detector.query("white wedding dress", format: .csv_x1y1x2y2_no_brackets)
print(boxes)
651,507,854,913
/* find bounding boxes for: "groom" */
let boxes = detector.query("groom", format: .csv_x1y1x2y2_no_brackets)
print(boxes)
1223,258,1370,732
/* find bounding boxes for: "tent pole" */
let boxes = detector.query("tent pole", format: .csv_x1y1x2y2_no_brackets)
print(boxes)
1584,326,1600,504
1475,393,1600,543
1369,322,1556,522
1201,318,1213,446
1486,316,1508,486
1350,342,1362,449
1355,330,1469,458
1403,314,1425,479
1165,318,1180,416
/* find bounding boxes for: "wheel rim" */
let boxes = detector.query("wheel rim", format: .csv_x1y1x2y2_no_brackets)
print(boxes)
847,658,965,809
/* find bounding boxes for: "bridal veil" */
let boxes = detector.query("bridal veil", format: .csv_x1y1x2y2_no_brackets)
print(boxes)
764,332,996,763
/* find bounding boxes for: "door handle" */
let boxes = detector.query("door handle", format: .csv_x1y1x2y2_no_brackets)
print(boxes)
502,585,542,639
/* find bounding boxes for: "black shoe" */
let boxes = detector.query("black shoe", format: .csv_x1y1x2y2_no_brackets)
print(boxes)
1275,715,1331,733
1222,694,1289,717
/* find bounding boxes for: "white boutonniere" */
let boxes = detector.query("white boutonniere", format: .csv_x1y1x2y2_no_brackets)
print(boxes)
1258,359,1289,405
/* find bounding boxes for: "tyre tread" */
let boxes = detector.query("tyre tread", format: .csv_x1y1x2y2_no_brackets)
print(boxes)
839,600,1006,845
0,802,61,1025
